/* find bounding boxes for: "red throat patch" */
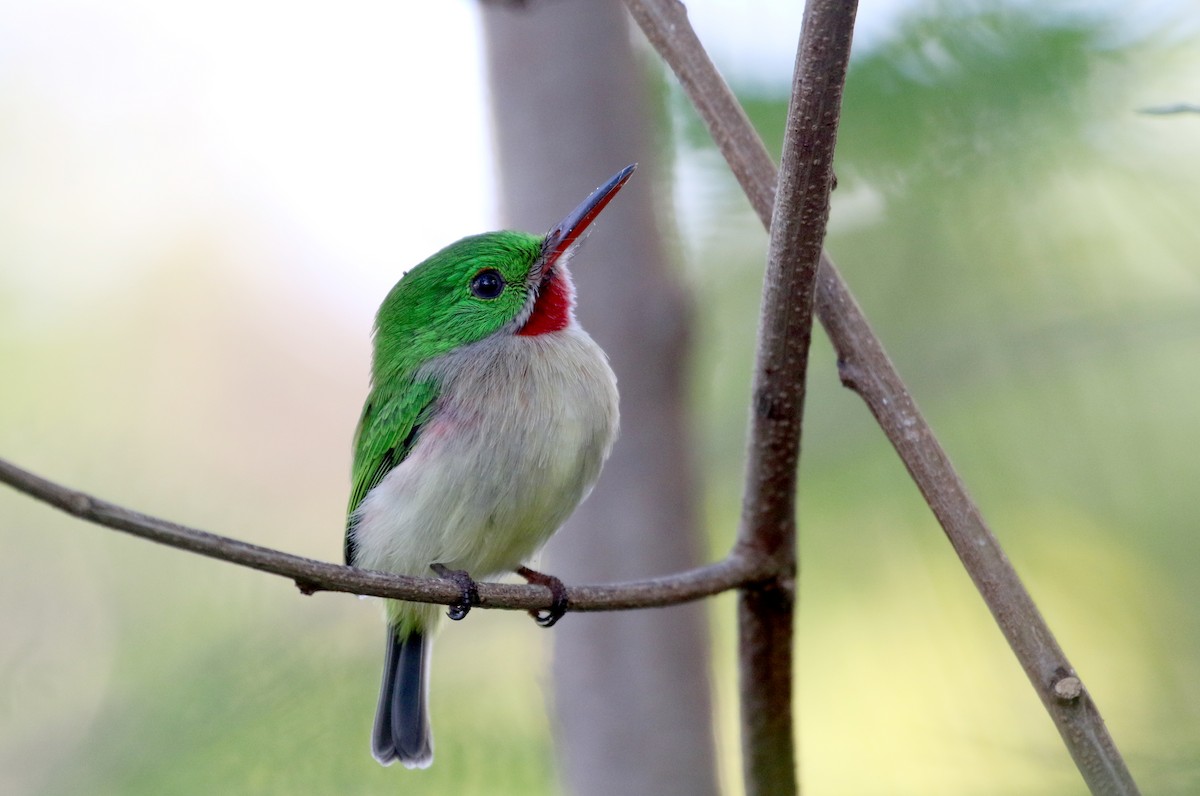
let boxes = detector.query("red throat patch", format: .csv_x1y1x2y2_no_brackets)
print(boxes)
517,270,573,336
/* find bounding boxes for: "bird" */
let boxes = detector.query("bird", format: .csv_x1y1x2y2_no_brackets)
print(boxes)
344,164,634,769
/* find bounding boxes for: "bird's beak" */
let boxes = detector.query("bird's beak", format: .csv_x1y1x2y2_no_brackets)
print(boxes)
537,163,637,283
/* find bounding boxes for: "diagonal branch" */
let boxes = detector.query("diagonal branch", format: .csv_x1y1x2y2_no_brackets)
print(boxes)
732,2,858,795
0,457,769,613
624,0,1141,794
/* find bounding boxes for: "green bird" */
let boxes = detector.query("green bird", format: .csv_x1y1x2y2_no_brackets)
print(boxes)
345,164,634,768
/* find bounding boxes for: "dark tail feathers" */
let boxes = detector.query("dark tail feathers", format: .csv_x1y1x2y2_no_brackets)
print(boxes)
372,627,432,768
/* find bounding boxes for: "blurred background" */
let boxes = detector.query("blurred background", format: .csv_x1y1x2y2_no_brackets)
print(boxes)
2,0,1199,794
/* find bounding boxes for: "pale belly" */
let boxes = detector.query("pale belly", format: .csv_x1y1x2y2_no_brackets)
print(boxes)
350,328,618,582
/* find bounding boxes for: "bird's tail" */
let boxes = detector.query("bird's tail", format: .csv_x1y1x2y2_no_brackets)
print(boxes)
372,626,433,768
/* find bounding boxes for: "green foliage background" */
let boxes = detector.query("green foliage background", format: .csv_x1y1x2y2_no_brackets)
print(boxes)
2,2,1198,794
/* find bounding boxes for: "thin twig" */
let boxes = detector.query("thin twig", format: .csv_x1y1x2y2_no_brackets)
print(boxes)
732,1,858,795
0,457,769,612
1138,103,1200,115
624,0,1141,794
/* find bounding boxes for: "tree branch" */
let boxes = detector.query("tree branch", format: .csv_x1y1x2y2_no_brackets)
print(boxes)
625,0,1141,794
731,2,858,795
624,0,778,221
0,456,769,613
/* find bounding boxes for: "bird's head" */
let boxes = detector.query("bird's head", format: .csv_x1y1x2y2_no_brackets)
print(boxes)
373,164,635,375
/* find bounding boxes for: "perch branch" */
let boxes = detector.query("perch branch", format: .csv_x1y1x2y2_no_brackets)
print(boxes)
0,457,770,613
625,0,1141,794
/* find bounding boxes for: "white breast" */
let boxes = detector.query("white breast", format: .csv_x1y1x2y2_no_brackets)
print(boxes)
351,326,619,581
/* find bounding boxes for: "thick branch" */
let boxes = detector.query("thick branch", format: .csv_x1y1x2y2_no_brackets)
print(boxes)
733,2,858,796
0,457,768,613
625,1,1141,794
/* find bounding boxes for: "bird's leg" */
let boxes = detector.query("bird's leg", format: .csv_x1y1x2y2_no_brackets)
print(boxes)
516,565,569,628
430,563,480,621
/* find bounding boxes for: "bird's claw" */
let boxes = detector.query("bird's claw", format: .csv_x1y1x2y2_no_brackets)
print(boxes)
517,566,569,628
430,563,480,621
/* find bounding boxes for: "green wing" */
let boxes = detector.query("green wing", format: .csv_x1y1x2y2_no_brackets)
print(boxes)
344,378,438,565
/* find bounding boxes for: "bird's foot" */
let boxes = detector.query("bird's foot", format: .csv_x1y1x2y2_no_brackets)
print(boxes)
430,563,480,621
517,566,569,628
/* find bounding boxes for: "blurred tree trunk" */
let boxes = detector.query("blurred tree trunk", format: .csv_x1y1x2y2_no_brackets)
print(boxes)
480,3,720,795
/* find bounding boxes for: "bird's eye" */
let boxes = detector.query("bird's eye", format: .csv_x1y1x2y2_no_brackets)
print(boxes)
469,268,506,300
